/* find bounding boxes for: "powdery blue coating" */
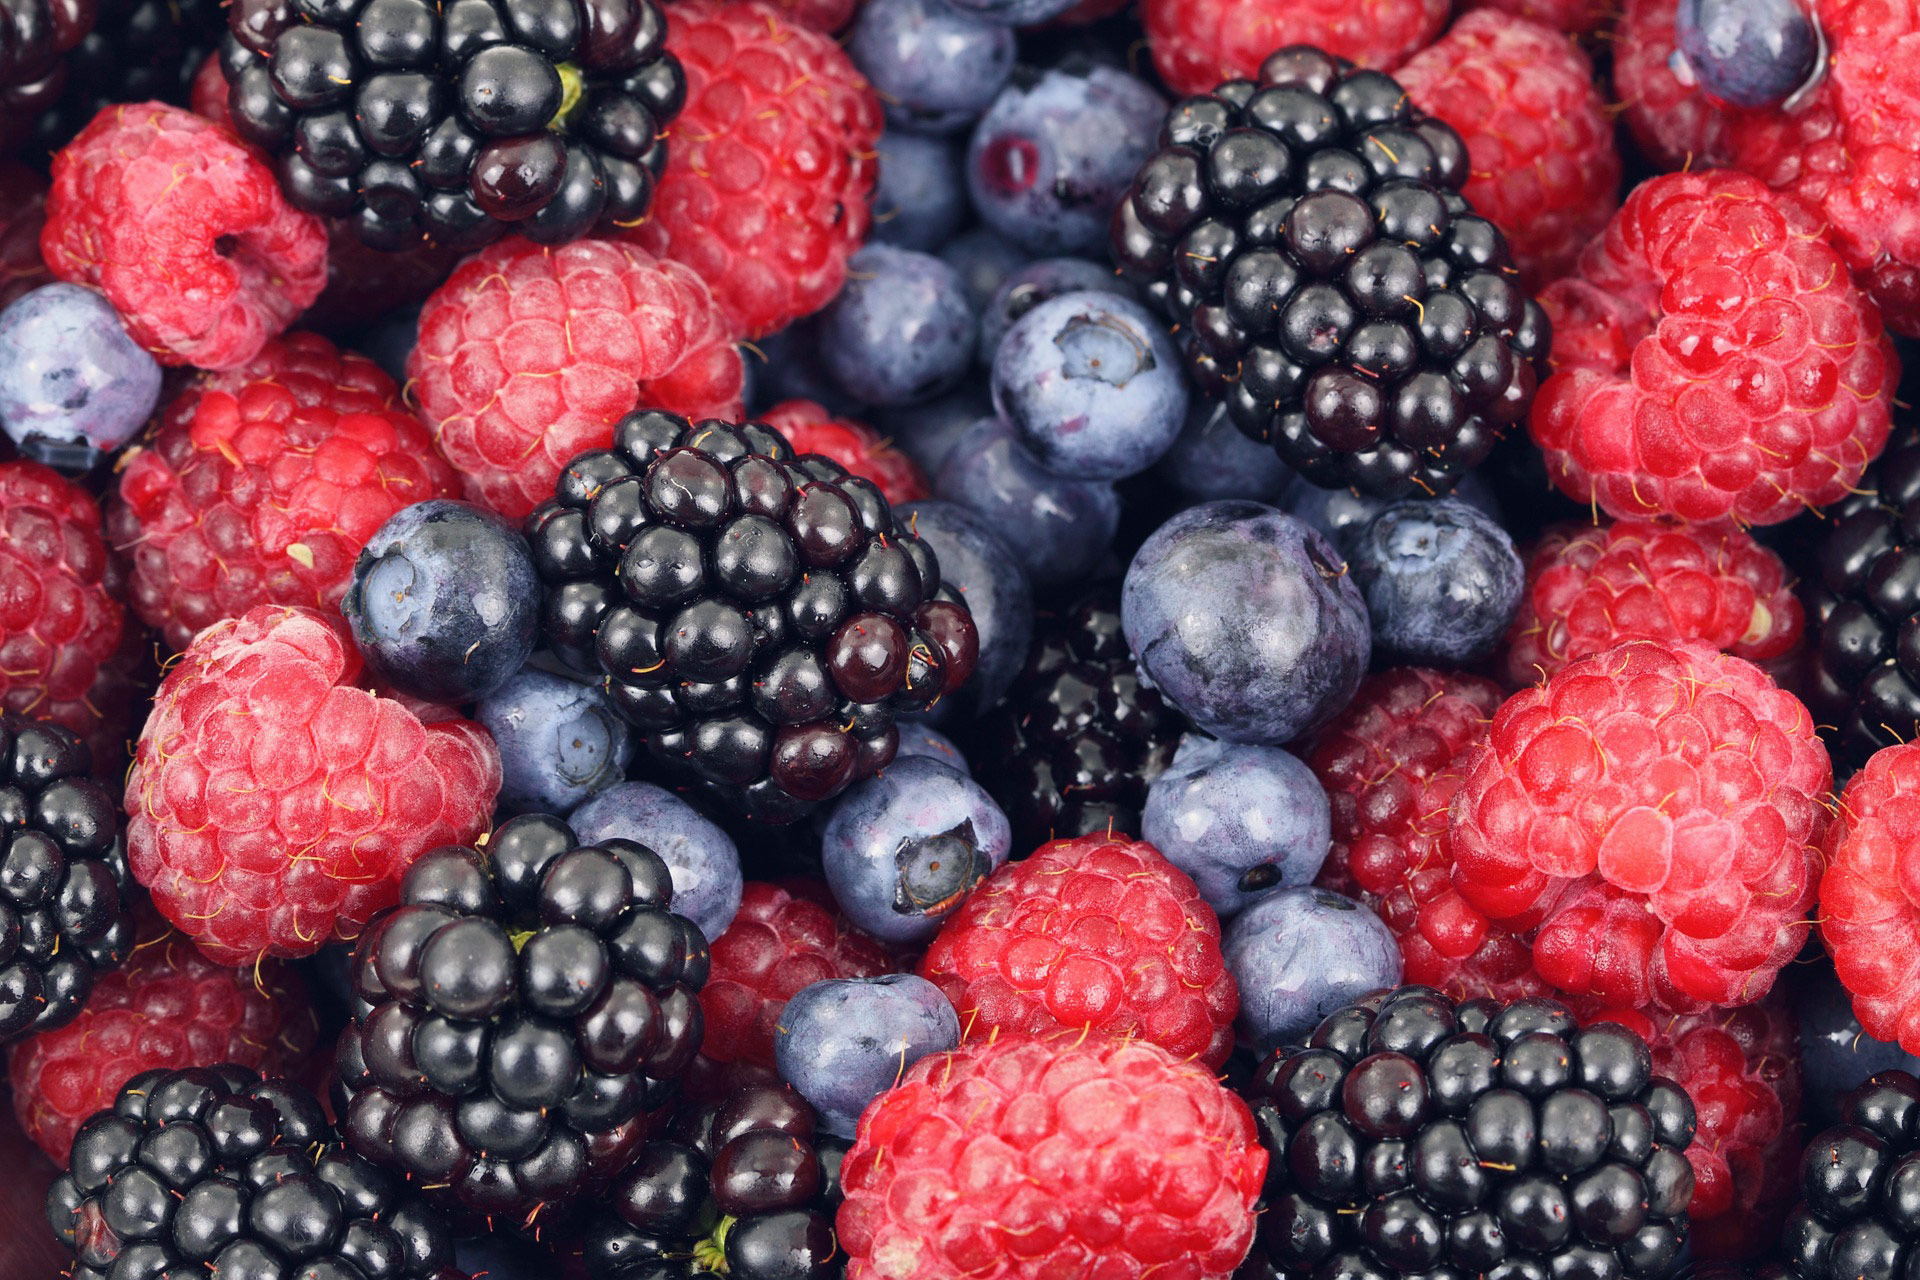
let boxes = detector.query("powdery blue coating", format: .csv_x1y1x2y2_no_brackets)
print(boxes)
820,244,978,408
1123,501,1371,746
821,755,1012,944
477,668,633,816
1792,963,1920,1128
571,781,744,942
775,974,962,1137
850,0,1016,134
340,499,540,704
1348,498,1525,665
934,417,1120,586
0,283,160,464
1675,0,1818,109
1158,402,1296,503
1142,734,1331,919
876,385,993,477
977,256,1136,365
939,226,1029,312
871,130,970,253
943,0,1080,22
894,722,972,774
965,66,1165,255
992,290,1187,481
1280,469,1503,560
1225,887,1403,1052
897,500,1032,722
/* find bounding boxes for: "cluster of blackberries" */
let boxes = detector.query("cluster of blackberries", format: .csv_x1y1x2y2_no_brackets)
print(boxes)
1782,1070,1920,1280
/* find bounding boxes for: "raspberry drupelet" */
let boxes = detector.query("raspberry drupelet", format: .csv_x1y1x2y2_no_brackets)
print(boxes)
1141,0,1448,97
1818,742,1920,1055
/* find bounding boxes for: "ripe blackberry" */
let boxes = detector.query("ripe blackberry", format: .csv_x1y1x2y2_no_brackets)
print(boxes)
220,0,685,250
527,411,980,824
334,813,711,1227
1111,45,1551,499
46,1065,464,1280
1239,986,1698,1280
584,1083,846,1280
1781,1070,1920,1280
967,583,1184,852
0,714,134,1045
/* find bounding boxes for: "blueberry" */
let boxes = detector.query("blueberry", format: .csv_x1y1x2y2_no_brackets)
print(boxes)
894,722,972,775
1347,498,1524,664
849,0,1015,134
0,284,161,469
1158,402,1296,503
340,499,541,702
1142,734,1331,918
978,256,1137,366
939,226,1030,312
1224,887,1403,1052
476,667,633,816
934,417,1120,586
871,131,971,253
1282,468,1503,560
819,245,978,408
896,499,1034,719
942,0,1086,31
992,290,1187,481
774,974,961,1137
875,385,994,477
966,64,1164,255
1122,501,1370,746
569,781,743,941
750,321,870,419
355,302,422,387
1792,963,1920,1128
1675,0,1820,109
821,755,1011,944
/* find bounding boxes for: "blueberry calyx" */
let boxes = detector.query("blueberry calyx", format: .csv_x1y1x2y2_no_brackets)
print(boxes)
892,822,988,916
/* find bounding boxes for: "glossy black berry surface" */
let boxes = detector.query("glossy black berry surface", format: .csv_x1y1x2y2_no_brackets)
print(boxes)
47,1065,463,1280
219,0,684,250
528,411,980,824
1781,1070,1920,1280
1111,45,1551,499
335,813,710,1226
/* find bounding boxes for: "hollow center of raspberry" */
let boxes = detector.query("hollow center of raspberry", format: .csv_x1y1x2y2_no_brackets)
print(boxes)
213,234,239,257
981,136,1041,195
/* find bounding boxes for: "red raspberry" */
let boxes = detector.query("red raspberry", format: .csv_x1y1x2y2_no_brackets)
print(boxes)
6,911,318,1164
1503,519,1804,687
110,332,462,653
737,0,859,30
127,604,501,967
699,880,899,1070
1450,640,1831,1012
1305,669,1552,1003
0,161,52,309
39,104,328,371
627,1,883,338
1461,0,1610,35
836,1033,1267,1280
919,833,1239,1068
1817,741,1920,1052
1529,170,1896,526
188,51,231,129
1141,0,1448,97
760,399,929,505
1395,11,1621,288
1612,0,1737,171
408,236,746,521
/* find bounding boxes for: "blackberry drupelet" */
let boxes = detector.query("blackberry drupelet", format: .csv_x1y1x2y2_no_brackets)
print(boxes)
1781,1070,1920,1280
46,1065,464,1280
0,714,134,1044
584,1083,847,1280
334,813,711,1227
968,583,1184,852
527,411,980,824
1111,45,1551,499
1239,986,1697,1280
219,0,685,250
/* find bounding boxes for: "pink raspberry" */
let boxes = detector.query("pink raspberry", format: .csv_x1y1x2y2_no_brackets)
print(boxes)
760,398,929,505
1461,0,1611,34
1612,0,1738,171
1142,0,1449,97
1819,742,1920,1052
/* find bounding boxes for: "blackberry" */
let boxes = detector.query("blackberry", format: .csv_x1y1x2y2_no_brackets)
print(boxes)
968,582,1184,852
219,0,685,251
334,813,711,1227
1111,45,1551,499
0,714,134,1044
1780,1070,1920,1280
1239,986,1697,1280
46,1065,463,1280
527,411,980,824
584,1083,847,1280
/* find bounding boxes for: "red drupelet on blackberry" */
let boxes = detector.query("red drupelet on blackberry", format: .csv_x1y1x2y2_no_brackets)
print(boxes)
1111,45,1551,499
527,411,979,824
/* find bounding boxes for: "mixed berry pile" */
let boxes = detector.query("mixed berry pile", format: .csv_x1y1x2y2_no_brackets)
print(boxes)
7,0,1920,1276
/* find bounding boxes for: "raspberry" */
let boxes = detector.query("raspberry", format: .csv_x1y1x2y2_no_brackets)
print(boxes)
1816,742,1920,1053
408,236,746,522
110,331,462,653
1612,0,1737,170
836,1032,1267,1280
919,833,1239,1068
1461,0,1609,34
39,103,327,370
1305,668,1552,1003
1503,519,1804,687
0,161,52,309
760,398,929,506
626,1,883,339
699,879,898,1070
1395,11,1621,288
1450,639,1831,1012
6,910,318,1164
126,604,501,967
1140,0,1448,97
744,0,858,29
1529,170,1896,526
